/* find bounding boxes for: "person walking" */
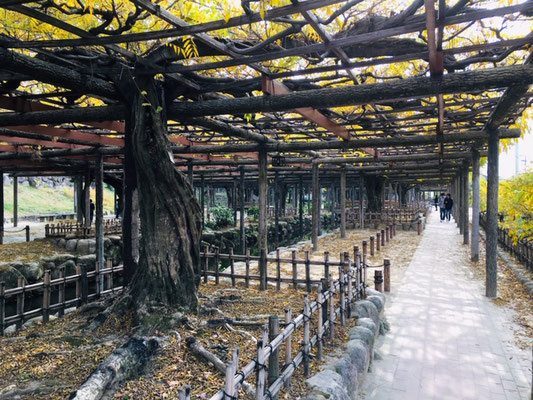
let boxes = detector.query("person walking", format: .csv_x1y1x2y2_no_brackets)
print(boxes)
444,193,454,222
434,195,438,211
89,199,95,225
438,193,446,222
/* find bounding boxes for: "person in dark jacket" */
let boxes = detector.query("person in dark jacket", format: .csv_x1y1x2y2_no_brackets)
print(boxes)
444,193,453,222
434,195,438,211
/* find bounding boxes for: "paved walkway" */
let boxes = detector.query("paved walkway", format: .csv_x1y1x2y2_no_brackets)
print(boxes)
359,210,532,400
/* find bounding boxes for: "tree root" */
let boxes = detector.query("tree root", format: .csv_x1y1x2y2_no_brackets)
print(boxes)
0,381,65,400
186,336,255,398
223,322,257,343
69,336,165,400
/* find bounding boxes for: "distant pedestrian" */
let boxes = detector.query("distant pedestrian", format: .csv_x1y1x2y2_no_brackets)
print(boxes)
438,193,446,222
434,195,438,211
444,193,453,222
89,199,95,225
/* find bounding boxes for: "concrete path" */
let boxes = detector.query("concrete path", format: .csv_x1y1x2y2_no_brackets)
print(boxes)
359,210,532,400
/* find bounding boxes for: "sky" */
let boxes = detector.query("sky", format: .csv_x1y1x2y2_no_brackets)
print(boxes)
481,128,533,180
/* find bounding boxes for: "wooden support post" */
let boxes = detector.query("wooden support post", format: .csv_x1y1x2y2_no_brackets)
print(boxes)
312,162,319,251
274,170,280,249
42,270,51,323
417,219,422,235
246,248,251,288
471,149,480,261
268,316,280,398
380,229,385,246
459,172,464,235
95,153,104,294
463,166,470,245
486,129,499,298
291,250,297,289
12,176,17,227
384,259,391,292
16,276,24,330
345,252,353,314
258,148,268,289
240,167,246,253
276,248,281,291
340,169,346,238
25,225,30,242
316,283,323,362
303,294,311,377
374,270,383,292
83,172,91,227
385,226,390,243
106,260,114,292
229,247,236,287
392,222,396,236
376,233,381,251
284,307,292,389
370,236,375,256
305,250,311,293
214,247,220,285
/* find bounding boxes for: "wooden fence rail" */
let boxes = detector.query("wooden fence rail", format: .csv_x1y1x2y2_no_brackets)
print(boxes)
45,220,122,238
480,212,533,272
0,260,122,335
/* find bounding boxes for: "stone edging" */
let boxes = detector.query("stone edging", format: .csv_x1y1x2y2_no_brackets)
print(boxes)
479,231,533,296
305,288,386,400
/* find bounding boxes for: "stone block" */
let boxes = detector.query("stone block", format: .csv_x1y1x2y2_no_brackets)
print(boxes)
306,369,351,400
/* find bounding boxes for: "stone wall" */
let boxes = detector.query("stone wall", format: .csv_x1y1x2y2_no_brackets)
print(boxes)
306,288,387,400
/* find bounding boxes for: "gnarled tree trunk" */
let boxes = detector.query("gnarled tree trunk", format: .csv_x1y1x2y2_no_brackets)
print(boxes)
364,176,385,212
127,76,202,312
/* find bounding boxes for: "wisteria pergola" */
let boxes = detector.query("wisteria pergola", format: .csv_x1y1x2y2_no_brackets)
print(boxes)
0,0,532,309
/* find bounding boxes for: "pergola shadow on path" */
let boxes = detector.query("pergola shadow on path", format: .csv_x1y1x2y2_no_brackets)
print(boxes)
360,209,532,400
0,0,532,299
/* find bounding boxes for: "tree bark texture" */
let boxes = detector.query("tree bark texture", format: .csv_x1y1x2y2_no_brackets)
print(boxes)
364,175,385,212
128,76,202,311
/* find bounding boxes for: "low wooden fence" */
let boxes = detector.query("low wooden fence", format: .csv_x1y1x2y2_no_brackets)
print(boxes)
45,219,122,238
480,212,533,272
0,260,123,335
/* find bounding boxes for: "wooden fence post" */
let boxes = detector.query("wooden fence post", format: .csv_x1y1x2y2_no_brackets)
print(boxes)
80,264,88,305
384,259,391,292
417,219,422,235
376,233,381,251
370,236,375,256
276,249,281,291
392,222,396,236
284,307,292,389
230,247,236,287
291,250,297,289
76,265,82,307
305,251,311,293
214,247,220,285
260,248,267,290
204,245,209,284
344,251,352,315
385,226,389,243
95,260,101,299
245,248,251,288
58,267,65,318
328,274,335,339
255,325,268,400
16,277,24,330
268,316,280,399
0,282,5,336
374,270,383,292
380,229,385,246
316,283,323,362
303,294,310,377
25,225,30,242
224,347,238,399
42,270,51,323
339,261,346,327
323,251,330,281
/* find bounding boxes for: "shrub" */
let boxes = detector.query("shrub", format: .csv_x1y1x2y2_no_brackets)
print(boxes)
208,207,234,229
246,205,259,220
